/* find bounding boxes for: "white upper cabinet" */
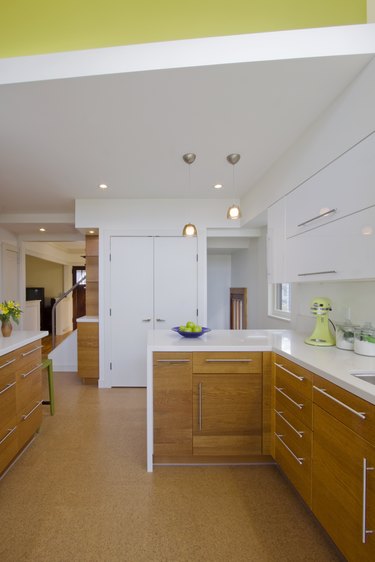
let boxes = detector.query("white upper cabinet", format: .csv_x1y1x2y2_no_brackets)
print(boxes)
285,205,375,282
285,132,375,239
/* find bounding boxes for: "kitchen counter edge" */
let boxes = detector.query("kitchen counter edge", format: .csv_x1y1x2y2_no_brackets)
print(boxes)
0,330,49,357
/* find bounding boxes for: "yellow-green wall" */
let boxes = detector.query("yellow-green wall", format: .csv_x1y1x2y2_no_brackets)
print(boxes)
26,255,64,301
1,0,367,58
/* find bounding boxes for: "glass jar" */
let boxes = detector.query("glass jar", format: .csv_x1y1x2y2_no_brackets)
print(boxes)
336,322,358,351
354,323,375,356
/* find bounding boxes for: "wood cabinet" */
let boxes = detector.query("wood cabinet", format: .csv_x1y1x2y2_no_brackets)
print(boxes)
312,375,375,562
193,352,262,456
272,354,313,507
153,351,272,464
77,322,99,384
0,340,43,477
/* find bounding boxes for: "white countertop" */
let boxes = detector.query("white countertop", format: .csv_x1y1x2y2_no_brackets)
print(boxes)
0,330,48,356
76,316,99,323
147,329,375,405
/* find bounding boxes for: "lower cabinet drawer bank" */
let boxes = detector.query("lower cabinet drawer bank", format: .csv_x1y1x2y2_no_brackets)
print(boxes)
272,354,375,562
0,338,43,478
153,351,273,465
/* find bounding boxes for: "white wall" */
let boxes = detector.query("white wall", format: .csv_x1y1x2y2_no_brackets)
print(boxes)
207,254,231,329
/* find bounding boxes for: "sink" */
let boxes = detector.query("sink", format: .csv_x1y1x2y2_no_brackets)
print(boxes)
350,372,375,386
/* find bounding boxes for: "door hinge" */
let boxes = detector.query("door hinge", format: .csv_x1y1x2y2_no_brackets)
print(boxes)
196,308,198,317
109,308,112,316
196,253,198,262
109,253,111,262
110,362,112,370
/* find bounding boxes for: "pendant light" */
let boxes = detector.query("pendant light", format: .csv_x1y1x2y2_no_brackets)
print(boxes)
182,153,198,237
226,153,241,220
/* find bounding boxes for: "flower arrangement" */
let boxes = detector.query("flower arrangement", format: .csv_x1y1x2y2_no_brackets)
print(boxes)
0,300,22,324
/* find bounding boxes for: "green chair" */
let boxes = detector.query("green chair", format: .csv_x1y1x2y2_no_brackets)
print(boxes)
42,357,55,415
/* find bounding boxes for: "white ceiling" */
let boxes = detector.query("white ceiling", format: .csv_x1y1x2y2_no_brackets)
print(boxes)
0,45,373,239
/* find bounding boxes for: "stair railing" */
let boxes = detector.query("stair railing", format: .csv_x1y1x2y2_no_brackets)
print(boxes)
51,275,86,349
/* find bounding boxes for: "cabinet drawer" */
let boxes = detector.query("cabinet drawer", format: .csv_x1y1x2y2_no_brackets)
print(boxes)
274,355,312,399
274,408,312,458
0,350,18,380
275,385,312,429
17,364,42,415
16,341,43,370
313,375,375,445
0,423,18,475
0,378,16,429
275,429,312,508
193,352,262,374
18,401,42,451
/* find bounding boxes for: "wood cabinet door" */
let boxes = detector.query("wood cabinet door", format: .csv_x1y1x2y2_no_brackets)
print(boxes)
153,353,192,457
192,374,262,456
313,404,375,562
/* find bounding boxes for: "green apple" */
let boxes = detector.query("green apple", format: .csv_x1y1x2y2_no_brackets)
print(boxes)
183,327,193,332
179,325,186,331
186,321,196,329
192,325,202,333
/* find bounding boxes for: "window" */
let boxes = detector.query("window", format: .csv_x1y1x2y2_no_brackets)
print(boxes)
268,283,291,321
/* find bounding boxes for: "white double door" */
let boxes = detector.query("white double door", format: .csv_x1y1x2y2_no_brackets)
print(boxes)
110,236,198,386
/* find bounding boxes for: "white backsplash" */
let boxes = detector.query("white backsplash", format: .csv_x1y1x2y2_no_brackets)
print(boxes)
292,280,375,335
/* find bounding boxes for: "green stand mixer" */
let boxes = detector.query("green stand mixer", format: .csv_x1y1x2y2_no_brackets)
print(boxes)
305,297,336,346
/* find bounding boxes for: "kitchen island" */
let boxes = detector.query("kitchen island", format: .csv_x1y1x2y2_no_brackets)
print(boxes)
147,329,375,472
0,330,48,477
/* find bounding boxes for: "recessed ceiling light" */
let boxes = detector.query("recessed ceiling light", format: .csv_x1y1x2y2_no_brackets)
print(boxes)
213,184,223,189
98,183,108,190
39,227,46,232
89,230,95,234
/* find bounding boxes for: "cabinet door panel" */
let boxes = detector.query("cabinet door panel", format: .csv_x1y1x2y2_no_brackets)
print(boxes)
313,404,375,562
285,133,375,238
286,205,375,282
193,374,262,455
154,236,198,329
110,237,154,387
153,353,192,456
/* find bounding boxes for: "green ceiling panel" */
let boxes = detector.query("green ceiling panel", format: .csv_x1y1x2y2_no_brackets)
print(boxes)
0,0,367,58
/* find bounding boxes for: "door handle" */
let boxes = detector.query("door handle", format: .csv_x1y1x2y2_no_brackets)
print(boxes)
156,318,165,322
142,318,152,322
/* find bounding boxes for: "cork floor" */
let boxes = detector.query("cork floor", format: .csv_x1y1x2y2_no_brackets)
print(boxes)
0,372,344,562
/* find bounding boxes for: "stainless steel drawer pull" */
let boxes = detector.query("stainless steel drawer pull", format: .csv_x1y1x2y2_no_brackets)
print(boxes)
156,318,166,322
274,362,304,381
157,359,190,364
297,208,337,227
275,410,304,438
198,382,203,431
21,345,43,357
298,270,337,277
313,386,366,419
142,318,151,322
0,380,16,395
275,433,304,465
362,457,374,543
0,426,17,445
21,362,43,379
275,387,304,410
0,358,16,369
22,401,43,421
205,359,253,363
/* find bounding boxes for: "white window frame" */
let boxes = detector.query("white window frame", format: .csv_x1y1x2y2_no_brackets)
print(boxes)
268,283,291,321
